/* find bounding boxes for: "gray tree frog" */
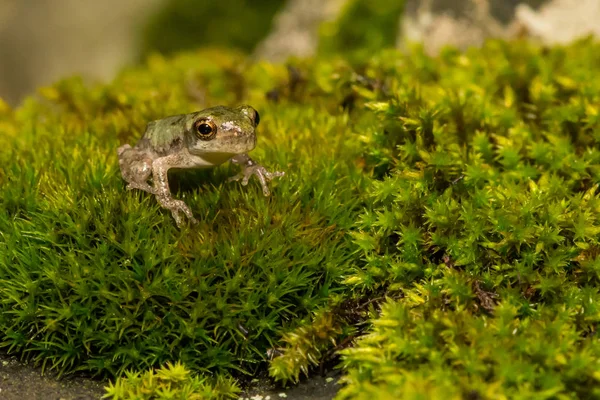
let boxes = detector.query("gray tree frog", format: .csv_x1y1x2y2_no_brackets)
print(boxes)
117,105,284,227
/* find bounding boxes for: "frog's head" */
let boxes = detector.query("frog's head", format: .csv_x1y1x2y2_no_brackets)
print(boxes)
186,105,259,159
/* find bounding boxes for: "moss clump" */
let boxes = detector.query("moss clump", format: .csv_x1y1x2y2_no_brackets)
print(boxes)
337,39,600,398
1,33,600,399
339,301,600,399
269,308,348,384
0,47,368,379
103,361,240,399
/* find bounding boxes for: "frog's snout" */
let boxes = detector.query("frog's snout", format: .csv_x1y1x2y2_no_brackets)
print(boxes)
237,105,260,127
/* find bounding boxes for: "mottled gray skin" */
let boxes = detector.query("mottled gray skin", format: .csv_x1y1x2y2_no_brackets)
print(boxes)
117,105,284,227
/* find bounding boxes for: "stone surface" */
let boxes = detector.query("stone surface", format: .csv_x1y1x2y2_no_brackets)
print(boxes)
0,350,340,400
253,0,346,62
515,0,600,44
399,0,600,54
0,0,164,105
0,352,105,400
399,0,548,54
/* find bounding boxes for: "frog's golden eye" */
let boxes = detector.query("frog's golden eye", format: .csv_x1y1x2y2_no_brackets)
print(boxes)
194,119,217,140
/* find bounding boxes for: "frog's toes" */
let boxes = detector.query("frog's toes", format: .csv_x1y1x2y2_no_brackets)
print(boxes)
229,165,285,196
171,211,184,228
171,210,198,228
170,200,198,226
227,172,245,184
266,170,285,180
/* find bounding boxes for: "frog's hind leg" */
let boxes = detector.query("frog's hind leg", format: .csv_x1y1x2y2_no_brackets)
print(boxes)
117,145,156,194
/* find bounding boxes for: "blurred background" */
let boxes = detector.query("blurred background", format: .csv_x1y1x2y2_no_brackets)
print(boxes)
1,0,599,106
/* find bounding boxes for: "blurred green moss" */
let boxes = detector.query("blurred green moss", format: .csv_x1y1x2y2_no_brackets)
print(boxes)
318,0,404,61
141,0,286,58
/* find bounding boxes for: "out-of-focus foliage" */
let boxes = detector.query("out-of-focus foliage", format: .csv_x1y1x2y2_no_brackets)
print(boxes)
141,0,285,58
318,0,404,61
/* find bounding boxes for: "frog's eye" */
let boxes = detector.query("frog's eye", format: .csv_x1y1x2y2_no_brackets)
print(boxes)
194,119,217,140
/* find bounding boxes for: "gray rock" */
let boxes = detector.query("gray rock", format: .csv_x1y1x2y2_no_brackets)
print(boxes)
398,0,600,54
0,0,164,105
253,0,346,62
515,0,600,44
400,0,542,54
0,353,105,400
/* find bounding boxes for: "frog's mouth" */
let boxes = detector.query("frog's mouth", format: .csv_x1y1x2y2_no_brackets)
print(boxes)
189,134,255,160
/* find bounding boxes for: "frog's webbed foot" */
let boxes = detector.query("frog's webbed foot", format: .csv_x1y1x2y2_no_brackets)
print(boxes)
155,195,198,227
228,154,285,196
228,167,285,196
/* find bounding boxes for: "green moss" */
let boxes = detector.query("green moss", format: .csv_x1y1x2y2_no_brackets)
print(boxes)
338,39,600,399
103,361,240,399
1,35,600,399
338,300,600,399
269,307,350,384
0,48,369,379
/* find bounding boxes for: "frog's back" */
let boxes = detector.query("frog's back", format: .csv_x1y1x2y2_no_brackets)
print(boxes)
140,114,188,154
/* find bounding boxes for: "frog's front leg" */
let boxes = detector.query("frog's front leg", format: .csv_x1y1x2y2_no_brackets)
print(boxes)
152,154,198,227
227,153,285,196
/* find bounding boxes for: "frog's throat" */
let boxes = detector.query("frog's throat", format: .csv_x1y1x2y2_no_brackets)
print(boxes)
192,151,236,165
